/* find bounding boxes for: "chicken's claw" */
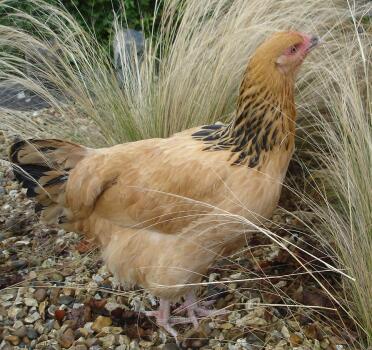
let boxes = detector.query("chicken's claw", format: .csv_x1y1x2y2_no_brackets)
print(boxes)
145,299,178,339
172,291,230,328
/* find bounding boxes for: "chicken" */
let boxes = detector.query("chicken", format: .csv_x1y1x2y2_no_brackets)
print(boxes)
9,31,319,337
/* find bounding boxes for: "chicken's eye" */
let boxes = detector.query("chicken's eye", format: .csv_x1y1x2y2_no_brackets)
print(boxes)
290,46,297,54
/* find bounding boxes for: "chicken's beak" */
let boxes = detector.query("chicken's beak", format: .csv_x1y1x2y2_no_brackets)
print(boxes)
307,36,320,51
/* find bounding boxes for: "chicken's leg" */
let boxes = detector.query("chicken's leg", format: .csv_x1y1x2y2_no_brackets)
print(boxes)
145,299,178,338
172,291,229,328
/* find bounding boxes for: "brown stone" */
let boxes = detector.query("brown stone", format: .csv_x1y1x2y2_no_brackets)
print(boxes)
59,328,75,348
289,333,303,346
4,335,20,346
34,289,47,302
304,324,318,339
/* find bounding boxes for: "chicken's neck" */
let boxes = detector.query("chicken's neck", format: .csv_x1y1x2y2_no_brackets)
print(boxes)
192,76,296,168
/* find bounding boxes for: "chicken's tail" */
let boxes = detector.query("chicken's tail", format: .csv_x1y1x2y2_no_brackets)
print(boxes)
9,139,91,224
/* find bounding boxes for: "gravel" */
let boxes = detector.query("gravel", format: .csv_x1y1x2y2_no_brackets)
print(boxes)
0,109,360,349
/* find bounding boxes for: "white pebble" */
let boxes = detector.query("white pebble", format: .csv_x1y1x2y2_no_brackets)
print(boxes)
281,325,290,339
8,190,18,197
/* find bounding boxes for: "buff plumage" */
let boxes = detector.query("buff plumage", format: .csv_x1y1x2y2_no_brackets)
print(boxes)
9,31,319,337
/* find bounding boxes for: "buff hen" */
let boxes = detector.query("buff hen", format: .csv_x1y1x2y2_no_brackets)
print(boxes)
9,31,319,337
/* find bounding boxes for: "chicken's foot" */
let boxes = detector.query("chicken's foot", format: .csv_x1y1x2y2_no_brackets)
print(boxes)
172,291,230,328
145,299,178,338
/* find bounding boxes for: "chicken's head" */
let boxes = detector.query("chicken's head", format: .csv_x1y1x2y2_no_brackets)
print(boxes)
250,31,320,78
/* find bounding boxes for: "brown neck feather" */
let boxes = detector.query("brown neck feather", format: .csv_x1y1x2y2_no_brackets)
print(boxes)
192,63,296,168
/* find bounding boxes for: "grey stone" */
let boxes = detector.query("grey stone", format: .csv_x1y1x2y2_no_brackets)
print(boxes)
58,295,74,305
12,326,27,338
26,327,38,340
113,28,145,86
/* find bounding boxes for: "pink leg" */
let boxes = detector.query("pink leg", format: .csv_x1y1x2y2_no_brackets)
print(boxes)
145,299,178,338
172,291,230,328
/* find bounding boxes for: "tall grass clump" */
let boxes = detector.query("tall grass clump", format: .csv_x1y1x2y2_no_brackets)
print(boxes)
0,0,371,346
299,23,372,344
0,0,352,144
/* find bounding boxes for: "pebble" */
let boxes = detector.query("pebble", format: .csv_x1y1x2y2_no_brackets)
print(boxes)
100,334,116,348
104,302,121,312
163,344,179,350
127,340,139,350
34,320,45,334
13,320,24,329
59,328,75,348
139,340,154,348
29,271,37,279
50,272,64,282
12,326,27,338
289,333,303,346
76,327,89,338
8,189,18,197
45,319,55,332
8,306,23,319
220,322,234,330
4,335,20,346
34,289,47,302
314,339,321,350
75,345,88,350
117,335,130,345
73,302,85,309
24,312,41,324
287,319,300,331
281,325,290,339
26,327,38,340
99,326,123,335
320,338,330,349
58,295,74,305
92,316,112,332
1,294,15,302
83,322,94,334
85,338,99,347
304,324,318,339
24,298,38,308
236,315,267,327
